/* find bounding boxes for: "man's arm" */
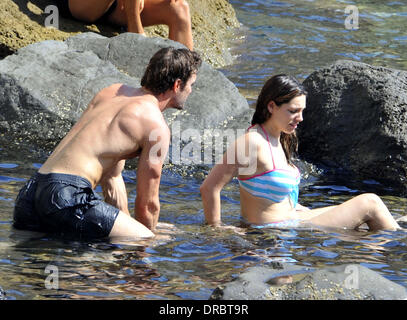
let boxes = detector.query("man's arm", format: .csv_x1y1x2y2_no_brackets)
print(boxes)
135,126,170,232
100,160,130,214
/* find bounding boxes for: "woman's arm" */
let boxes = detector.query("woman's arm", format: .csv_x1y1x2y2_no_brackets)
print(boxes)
200,160,237,226
200,161,237,226
200,132,257,226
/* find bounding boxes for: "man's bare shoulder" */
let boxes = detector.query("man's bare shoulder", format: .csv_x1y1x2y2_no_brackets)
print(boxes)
95,83,123,99
124,98,166,126
119,97,170,142
86,83,124,109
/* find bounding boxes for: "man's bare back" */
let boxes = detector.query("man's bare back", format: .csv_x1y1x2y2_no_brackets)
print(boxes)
39,84,167,189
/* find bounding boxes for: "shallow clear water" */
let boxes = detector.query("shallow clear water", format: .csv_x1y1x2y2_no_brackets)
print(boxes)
1,0,407,300
225,0,407,103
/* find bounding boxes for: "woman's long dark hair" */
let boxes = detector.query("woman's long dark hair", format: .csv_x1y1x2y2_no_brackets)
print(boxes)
251,74,307,164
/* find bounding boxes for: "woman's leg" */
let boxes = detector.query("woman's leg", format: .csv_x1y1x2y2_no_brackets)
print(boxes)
298,193,400,231
108,0,194,50
68,0,116,22
109,211,155,240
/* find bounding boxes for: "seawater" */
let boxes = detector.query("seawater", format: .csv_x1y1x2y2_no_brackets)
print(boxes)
225,0,407,103
0,0,407,300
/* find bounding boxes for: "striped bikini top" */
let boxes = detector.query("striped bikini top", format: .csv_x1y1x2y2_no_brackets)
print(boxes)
238,124,300,208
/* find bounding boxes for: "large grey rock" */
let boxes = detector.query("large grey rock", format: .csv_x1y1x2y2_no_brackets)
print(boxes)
211,263,407,300
66,32,249,130
0,32,249,152
0,39,134,150
298,60,407,193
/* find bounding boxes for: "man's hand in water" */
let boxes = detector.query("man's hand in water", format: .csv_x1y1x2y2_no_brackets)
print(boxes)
215,224,246,235
156,222,178,234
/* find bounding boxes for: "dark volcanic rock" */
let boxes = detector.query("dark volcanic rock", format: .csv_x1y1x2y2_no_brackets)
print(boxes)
298,60,407,193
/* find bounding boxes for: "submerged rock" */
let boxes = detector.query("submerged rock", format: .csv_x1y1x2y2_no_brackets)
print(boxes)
210,264,407,300
0,33,249,153
210,263,310,300
298,60,407,194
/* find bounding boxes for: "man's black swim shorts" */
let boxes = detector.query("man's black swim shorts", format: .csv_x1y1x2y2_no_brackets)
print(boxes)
13,172,120,240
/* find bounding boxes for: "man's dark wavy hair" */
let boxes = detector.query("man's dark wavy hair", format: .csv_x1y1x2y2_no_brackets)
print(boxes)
141,47,202,95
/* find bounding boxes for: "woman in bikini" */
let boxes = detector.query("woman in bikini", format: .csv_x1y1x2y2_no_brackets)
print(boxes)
60,0,193,50
200,74,400,231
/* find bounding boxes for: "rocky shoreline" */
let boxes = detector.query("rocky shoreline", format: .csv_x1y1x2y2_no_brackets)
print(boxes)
2,32,407,193
0,0,240,67
1,1,407,302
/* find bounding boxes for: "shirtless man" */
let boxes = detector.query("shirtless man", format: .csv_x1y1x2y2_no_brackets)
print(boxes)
59,0,194,50
13,47,202,240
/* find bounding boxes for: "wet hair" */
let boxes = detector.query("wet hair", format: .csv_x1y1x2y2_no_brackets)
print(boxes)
141,47,202,95
251,74,307,164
